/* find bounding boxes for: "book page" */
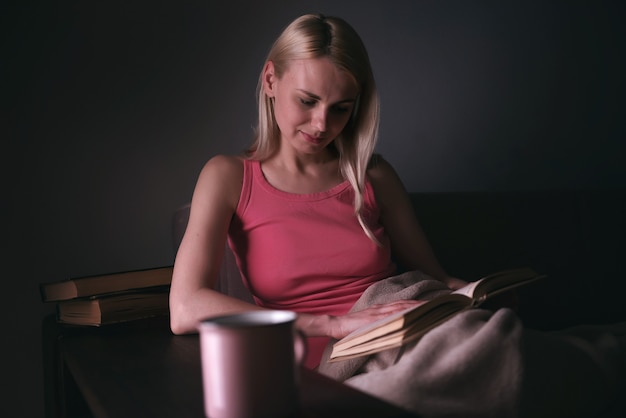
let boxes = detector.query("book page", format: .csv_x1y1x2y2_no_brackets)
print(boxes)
452,280,482,299
453,268,544,305
474,268,544,300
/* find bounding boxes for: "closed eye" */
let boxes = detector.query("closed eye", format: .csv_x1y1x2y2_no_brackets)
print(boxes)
331,105,350,114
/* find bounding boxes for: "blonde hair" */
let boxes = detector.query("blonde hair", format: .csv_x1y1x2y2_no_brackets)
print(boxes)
248,13,381,243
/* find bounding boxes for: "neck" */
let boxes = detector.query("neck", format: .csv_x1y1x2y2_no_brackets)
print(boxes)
270,145,339,175
260,149,343,194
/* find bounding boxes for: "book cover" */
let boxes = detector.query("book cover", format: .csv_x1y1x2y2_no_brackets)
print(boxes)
40,266,173,302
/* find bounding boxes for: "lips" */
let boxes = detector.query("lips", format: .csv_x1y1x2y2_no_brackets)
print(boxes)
301,131,325,145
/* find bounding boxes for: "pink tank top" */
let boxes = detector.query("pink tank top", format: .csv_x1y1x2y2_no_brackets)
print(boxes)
228,159,396,368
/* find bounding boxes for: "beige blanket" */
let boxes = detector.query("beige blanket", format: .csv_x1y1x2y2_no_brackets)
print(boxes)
317,271,626,418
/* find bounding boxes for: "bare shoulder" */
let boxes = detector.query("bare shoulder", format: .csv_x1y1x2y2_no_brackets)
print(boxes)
201,154,243,174
199,155,243,184
194,155,244,210
367,154,403,188
367,154,410,211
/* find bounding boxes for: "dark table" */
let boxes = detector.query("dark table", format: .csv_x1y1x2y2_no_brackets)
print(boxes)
42,314,417,417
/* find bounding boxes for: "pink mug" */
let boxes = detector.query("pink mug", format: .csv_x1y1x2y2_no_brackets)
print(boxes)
198,310,306,418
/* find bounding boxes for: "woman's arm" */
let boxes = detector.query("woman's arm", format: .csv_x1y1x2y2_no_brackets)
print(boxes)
169,155,262,335
368,155,467,290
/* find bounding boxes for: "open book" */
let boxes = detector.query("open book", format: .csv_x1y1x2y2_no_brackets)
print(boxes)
329,267,546,362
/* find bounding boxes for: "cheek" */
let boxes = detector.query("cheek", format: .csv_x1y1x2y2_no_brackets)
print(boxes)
329,114,352,134
275,102,307,129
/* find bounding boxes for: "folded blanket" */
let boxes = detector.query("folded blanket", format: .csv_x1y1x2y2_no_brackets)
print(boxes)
318,271,626,418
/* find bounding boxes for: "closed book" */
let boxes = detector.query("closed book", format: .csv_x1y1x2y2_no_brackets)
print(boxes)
56,287,170,326
40,266,173,302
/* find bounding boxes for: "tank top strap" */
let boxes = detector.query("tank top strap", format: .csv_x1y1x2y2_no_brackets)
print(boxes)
235,158,255,217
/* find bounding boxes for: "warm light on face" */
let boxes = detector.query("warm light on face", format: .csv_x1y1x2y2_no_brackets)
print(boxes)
265,57,359,154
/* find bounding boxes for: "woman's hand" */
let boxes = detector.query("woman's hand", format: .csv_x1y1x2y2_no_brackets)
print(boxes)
326,299,426,340
297,299,425,340
442,277,469,291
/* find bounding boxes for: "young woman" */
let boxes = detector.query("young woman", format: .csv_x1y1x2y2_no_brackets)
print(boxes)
168,13,466,369
170,13,626,417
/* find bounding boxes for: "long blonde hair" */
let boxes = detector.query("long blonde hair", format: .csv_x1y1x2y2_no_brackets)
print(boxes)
248,13,381,243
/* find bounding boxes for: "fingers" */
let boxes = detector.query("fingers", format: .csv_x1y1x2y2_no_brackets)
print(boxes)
332,300,427,339
444,277,468,290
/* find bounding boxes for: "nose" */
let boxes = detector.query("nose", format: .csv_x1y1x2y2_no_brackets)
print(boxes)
311,107,328,134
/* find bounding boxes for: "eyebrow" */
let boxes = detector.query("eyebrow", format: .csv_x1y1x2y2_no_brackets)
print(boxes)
297,89,357,104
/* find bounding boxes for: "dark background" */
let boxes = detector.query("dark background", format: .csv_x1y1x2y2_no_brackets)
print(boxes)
4,1,625,416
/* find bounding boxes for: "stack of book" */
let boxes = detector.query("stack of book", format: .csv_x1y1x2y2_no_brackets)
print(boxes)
40,266,174,326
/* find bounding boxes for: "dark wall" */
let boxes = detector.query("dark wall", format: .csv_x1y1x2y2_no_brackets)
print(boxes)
5,1,625,416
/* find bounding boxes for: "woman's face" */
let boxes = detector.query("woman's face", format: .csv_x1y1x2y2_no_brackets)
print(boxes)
263,57,359,156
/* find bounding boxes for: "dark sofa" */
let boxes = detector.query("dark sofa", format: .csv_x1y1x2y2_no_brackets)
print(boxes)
408,189,626,331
